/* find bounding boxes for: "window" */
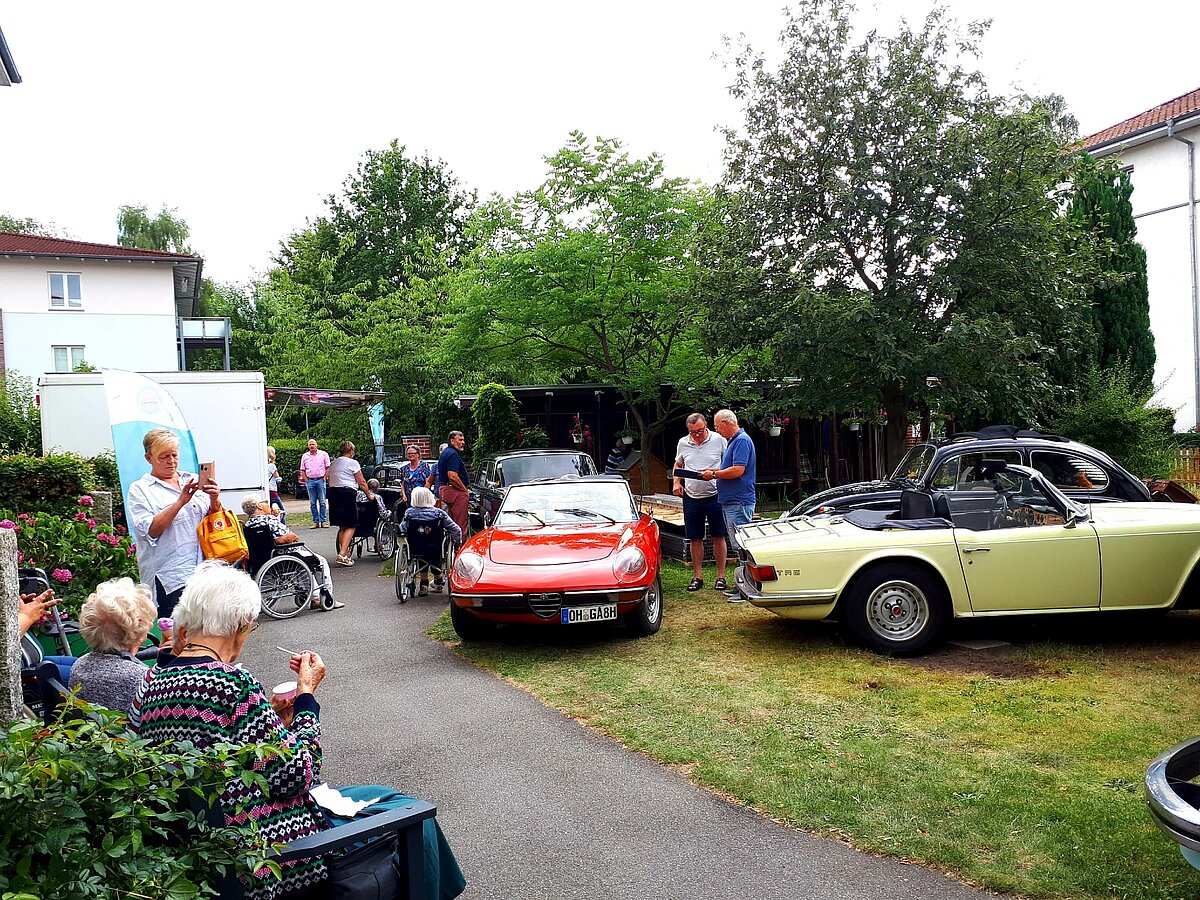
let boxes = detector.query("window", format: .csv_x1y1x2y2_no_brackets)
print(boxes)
931,451,1020,490
1030,451,1108,492
52,345,86,372
49,273,82,308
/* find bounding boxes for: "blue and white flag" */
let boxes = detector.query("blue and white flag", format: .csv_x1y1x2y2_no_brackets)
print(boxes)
368,401,385,464
102,369,199,503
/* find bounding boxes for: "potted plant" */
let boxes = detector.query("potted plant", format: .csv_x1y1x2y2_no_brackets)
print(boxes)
766,415,789,437
616,427,637,446
569,414,593,451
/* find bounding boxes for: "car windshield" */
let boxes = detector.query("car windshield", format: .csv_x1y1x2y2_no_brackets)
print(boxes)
890,444,937,483
496,481,636,526
500,454,597,484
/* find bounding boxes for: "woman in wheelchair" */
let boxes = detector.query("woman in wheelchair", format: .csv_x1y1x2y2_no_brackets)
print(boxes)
131,563,465,900
243,495,344,611
399,488,462,596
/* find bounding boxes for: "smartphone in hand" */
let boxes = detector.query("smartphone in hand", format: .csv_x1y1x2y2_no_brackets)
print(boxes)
199,461,215,488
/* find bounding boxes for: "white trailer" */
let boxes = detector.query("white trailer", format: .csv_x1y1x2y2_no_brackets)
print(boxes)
38,371,268,512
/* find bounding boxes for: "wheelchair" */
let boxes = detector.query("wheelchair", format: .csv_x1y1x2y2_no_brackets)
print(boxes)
350,498,397,560
394,519,456,604
245,525,335,619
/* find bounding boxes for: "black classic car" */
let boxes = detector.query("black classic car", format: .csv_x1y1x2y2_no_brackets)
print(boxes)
786,426,1152,519
470,449,599,530
368,460,438,517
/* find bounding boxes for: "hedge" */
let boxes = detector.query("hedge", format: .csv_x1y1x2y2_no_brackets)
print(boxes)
0,454,97,517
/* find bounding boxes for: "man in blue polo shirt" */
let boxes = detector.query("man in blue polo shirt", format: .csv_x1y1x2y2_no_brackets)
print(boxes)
702,409,756,602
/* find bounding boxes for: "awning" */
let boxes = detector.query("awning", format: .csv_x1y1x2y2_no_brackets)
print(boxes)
265,387,388,410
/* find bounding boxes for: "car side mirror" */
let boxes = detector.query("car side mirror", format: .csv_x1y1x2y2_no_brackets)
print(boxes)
1064,512,1077,529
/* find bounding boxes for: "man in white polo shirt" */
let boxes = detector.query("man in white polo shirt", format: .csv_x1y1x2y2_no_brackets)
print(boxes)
673,412,728,593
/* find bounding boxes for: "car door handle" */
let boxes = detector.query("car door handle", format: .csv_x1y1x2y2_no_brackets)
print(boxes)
961,546,991,553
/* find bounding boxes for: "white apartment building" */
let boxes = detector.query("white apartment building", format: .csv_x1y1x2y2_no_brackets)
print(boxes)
1083,88,1200,429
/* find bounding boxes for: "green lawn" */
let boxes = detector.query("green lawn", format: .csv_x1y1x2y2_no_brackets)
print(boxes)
429,560,1200,899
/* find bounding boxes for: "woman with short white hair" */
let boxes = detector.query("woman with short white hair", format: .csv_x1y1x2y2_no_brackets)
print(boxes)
68,577,157,712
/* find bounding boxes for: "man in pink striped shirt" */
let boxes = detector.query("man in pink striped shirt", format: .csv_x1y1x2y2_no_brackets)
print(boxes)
299,438,331,528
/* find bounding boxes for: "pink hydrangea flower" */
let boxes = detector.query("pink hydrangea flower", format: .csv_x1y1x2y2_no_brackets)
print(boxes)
74,511,88,522
17,513,32,521
87,519,96,529
78,495,95,507
0,519,19,532
116,526,127,535
51,568,73,583
16,551,24,563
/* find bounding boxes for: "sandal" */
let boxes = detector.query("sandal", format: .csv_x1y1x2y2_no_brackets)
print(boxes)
686,578,703,592
335,556,354,567
713,578,728,591
418,584,430,597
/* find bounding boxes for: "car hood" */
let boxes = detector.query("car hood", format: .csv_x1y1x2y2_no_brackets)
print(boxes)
484,524,628,565
792,480,901,514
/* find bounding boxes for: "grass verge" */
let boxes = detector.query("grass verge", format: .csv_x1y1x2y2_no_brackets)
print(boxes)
429,559,1200,899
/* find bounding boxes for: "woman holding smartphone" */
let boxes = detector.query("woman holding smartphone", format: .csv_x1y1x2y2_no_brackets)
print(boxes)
126,428,222,617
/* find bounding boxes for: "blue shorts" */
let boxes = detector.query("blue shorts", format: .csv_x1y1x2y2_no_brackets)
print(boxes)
683,494,726,540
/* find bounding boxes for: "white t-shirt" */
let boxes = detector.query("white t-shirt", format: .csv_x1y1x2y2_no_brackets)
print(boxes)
328,456,361,489
674,430,727,499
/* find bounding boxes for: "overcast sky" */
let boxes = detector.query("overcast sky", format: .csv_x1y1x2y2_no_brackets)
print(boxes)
2,2,1196,283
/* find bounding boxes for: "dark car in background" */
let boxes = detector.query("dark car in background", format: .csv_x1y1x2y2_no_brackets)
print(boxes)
470,449,599,530
369,460,438,517
786,427,1152,519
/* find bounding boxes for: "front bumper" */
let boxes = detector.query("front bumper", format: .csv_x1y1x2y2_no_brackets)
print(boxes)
734,564,837,608
451,586,649,622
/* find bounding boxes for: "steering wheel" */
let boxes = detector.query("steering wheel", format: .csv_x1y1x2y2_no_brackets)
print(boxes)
989,485,1013,529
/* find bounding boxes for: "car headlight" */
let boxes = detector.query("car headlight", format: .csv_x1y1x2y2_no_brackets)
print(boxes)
612,546,647,584
452,551,485,588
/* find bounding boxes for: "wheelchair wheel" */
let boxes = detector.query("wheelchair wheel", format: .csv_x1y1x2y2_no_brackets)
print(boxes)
375,519,397,559
258,556,316,619
394,542,414,604
441,537,456,585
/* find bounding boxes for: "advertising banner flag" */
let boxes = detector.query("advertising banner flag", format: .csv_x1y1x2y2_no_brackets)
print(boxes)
101,370,199,503
368,401,385,464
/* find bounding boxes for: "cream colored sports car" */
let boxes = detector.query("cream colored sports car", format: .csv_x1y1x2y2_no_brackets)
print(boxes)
733,463,1200,655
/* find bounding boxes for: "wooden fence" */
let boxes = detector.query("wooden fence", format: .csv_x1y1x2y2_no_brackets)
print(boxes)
1172,448,1200,489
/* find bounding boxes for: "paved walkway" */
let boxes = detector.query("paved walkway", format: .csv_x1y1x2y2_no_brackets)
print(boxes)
240,527,996,900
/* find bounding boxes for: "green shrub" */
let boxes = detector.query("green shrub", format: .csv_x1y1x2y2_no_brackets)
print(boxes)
517,424,549,448
471,383,522,466
0,373,40,455
268,437,310,491
0,502,137,611
1047,363,1175,478
0,454,97,517
0,709,279,899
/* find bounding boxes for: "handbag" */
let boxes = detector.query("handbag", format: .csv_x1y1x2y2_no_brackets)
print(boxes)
197,508,248,563
325,835,402,900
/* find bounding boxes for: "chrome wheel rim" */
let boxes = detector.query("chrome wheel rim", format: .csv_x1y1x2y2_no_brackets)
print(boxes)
865,579,929,642
644,579,662,624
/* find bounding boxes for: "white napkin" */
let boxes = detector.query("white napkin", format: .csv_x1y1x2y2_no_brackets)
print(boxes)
310,783,382,817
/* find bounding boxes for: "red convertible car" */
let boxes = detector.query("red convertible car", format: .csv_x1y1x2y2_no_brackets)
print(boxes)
448,475,663,640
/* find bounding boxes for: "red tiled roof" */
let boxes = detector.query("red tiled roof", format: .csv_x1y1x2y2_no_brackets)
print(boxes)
1082,87,1200,151
0,232,197,260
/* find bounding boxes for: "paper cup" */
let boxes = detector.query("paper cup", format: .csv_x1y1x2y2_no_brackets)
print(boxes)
272,680,298,701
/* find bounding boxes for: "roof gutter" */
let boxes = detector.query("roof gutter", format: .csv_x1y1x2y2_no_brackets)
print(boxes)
1168,118,1200,427
1086,110,1200,157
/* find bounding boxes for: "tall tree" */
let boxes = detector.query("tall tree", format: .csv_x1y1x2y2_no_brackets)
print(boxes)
456,133,742,493
277,141,474,304
0,213,57,236
116,204,192,253
1068,157,1155,394
719,1,1099,466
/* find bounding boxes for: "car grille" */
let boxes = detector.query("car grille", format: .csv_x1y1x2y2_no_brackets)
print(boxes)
527,592,563,618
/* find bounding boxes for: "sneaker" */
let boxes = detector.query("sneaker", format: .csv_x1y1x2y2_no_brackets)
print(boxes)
713,578,728,592
309,524,320,529
686,578,703,592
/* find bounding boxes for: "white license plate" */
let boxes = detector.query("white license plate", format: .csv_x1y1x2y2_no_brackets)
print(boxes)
561,603,618,624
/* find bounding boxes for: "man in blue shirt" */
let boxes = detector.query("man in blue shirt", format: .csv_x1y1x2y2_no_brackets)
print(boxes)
702,409,756,602
437,431,471,536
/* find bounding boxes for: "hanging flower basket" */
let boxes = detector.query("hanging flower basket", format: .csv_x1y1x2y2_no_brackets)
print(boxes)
571,432,584,445
766,415,788,437
847,421,860,432
620,434,634,446
768,425,782,437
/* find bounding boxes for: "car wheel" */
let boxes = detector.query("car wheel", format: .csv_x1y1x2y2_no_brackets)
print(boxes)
843,562,947,656
624,575,663,637
450,598,495,641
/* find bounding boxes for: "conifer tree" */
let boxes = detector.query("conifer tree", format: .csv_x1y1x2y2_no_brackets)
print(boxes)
1068,159,1155,394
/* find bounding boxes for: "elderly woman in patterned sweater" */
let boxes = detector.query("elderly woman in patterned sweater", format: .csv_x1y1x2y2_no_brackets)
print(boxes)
67,577,157,713
130,562,465,900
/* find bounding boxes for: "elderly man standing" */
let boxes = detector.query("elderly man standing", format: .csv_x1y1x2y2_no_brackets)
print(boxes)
299,438,331,529
702,409,757,602
673,413,729,593
437,431,471,536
